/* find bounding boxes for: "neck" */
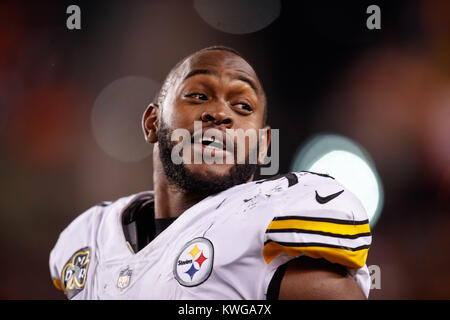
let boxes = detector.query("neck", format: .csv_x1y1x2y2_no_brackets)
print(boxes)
152,143,206,219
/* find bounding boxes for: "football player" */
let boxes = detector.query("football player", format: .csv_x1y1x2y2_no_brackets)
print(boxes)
49,46,371,299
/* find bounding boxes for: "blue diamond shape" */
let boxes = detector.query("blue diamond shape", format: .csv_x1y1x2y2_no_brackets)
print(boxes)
185,263,199,280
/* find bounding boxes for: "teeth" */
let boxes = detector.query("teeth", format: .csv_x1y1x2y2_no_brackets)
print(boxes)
208,140,223,149
193,133,226,150
201,137,223,149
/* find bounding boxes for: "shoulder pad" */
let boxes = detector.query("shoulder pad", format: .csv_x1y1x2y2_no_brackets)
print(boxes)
49,203,105,298
263,171,371,269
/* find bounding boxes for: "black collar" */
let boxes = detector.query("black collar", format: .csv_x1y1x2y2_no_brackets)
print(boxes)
122,195,177,253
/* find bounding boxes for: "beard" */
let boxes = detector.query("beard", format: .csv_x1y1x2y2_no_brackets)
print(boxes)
158,121,258,196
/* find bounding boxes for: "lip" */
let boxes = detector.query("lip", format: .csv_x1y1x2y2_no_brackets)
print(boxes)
190,130,231,151
192,143,232,159
189,129,234,161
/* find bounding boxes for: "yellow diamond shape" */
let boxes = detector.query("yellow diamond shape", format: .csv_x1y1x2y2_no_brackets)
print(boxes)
188,244,201,259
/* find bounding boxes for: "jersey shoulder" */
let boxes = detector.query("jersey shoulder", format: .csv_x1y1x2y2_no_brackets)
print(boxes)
283,171,368,221
48,193,139,297
261,171,371,270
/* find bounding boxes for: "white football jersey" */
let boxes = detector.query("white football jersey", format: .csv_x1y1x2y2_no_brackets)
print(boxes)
49,171,372,299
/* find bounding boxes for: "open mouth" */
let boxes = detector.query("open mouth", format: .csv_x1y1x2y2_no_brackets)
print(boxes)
201,137,225,150
191,134,228,151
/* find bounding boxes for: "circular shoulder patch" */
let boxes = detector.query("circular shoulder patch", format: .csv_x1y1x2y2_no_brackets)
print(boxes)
61,247,91,299
173,237,214,287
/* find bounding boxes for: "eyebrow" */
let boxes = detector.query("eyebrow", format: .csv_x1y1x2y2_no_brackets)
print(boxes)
184,69,218,81
235,75,259,94
183,69,259,94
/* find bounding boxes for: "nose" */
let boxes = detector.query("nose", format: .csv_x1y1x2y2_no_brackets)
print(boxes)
200,104,233,128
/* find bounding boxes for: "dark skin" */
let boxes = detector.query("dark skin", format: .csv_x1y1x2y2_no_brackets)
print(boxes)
142,50,366,299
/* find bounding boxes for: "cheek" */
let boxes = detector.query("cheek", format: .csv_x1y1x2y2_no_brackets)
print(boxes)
233,118,262,137
172,107,203,130
162,97,200,130
228,122,262,157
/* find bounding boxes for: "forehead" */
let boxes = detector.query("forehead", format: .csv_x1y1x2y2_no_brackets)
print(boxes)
178,50,261,85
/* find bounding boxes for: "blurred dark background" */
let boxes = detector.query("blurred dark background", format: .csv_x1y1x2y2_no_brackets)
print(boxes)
0,0,449,299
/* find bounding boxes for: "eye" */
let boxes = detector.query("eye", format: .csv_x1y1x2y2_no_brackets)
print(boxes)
234,102,253,113
240,103,252,111
185,92,208,101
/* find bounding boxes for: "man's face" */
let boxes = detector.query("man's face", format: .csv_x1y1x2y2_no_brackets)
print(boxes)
149,50,269,195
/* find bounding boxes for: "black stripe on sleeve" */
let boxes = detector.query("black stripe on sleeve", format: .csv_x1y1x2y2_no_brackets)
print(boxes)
265,228,371,239
272,215,369,225
263,240,370,252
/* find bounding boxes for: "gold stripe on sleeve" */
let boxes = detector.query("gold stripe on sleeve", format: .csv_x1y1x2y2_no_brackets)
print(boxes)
263,241,369,269
267,219,370,236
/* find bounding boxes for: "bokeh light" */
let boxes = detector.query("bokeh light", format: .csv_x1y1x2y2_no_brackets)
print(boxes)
291,134,384,228
91,76,160,162
194,0,281,34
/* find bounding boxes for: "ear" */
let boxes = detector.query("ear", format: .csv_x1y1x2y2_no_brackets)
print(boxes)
258,125,271,165
142,103,160,143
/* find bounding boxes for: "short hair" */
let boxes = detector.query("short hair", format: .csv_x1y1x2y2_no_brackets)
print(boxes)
155,45,268,125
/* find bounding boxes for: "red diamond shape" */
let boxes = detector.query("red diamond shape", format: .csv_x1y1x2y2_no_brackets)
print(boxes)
195,251,208,269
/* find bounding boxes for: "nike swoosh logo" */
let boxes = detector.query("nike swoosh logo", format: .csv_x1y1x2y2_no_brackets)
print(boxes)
315,189,344,204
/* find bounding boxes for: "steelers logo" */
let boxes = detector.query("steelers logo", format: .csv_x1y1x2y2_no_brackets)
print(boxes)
173,237,214,287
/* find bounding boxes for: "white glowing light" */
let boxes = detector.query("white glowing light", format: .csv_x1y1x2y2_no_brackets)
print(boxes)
310,150,380,224
291,134,383,227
